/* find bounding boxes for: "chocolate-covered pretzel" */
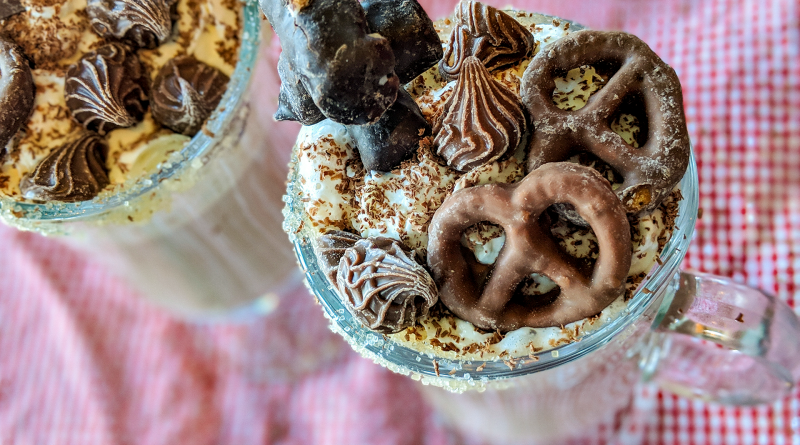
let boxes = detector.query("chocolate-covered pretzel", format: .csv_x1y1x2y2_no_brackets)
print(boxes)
0,36,35,152
522,30,690,216
427,162,631,331
261,0,399,125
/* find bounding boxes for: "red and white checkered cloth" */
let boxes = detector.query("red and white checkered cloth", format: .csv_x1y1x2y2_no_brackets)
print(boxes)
0,0,798,444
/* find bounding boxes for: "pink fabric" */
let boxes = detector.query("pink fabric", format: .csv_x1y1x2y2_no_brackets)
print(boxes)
1,0,799,444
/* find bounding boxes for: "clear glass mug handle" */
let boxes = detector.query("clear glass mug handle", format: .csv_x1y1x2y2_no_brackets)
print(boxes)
640,271,800,405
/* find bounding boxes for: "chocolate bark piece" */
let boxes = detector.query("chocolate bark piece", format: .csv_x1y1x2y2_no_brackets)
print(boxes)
439,1,535,80
0,36,34,153
261,0,399,125
434,56,527,172
20,132,110,202
87,0,174,49
346,88,429,172
314,230,361,285
0,0,24,20
273,52,325,125
337,236,438,334
65,43,150,135
427,162,631,332
362,0,443,84
150,55,229,136
522,30,691,216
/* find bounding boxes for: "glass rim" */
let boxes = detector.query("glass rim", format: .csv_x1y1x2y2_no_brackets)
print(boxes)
289,152,699,387
0,0,262,222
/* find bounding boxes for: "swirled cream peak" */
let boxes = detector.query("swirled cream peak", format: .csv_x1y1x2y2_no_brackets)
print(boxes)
337,236,438,334
20,132,110,202
434,56,527,172
439,0,534,80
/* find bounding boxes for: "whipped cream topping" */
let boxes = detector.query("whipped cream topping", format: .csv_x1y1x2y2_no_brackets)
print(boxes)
292,12,680,359
0,0,241,199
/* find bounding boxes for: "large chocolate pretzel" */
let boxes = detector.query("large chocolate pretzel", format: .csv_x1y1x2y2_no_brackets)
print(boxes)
522,30,690,216
427,162,631,331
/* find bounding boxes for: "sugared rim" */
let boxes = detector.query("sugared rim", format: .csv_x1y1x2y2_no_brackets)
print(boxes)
0,0,262,223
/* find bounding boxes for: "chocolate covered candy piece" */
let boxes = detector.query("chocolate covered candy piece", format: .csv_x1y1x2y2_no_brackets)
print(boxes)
347,88,429,172
273,52,325,125
20,132,110,202
65,42,150,135
337,236,438,334
362,0,443,84
440,1,535,80
87,0,174,49
0,36,34,152
261,0,399,125
150,55,229,136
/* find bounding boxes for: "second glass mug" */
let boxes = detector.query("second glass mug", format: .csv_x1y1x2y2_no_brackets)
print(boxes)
0,1,300,318
287,150,800,443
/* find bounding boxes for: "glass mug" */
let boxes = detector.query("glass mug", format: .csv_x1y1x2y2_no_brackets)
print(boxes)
0,1,301,319
286,151,800,443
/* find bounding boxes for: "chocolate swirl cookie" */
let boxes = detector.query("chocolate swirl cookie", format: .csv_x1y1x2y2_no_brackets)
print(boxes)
150,56,229,136
439,1,535,80
434,56,527,172
20,132,110,202
87,0,174,49
65,43,150,135
0,36,35,152
337,237,438,334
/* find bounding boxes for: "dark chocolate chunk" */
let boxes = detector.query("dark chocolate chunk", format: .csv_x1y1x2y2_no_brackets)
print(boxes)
0,36,34,152
337,236,438,334
347,88,429,172
20,132,110,202
150,55,229,136
362,0,443,84
87,0,174,49
273,52,325,125
0,0,24,20
65,43,150,135
261,0,399,125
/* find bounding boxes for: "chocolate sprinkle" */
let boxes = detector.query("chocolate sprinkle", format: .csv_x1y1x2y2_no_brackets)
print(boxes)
0,36,34,153
65,43,150,135
347,88,429,172
20,132,110,202
362,0,443,84
150,55,229,136
439,1,535,80
337,236,438,334
87,0,174,49
434,56,526,172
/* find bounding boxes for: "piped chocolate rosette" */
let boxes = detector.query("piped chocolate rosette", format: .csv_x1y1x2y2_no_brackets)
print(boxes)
284,1,689,357
0,0,242,203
